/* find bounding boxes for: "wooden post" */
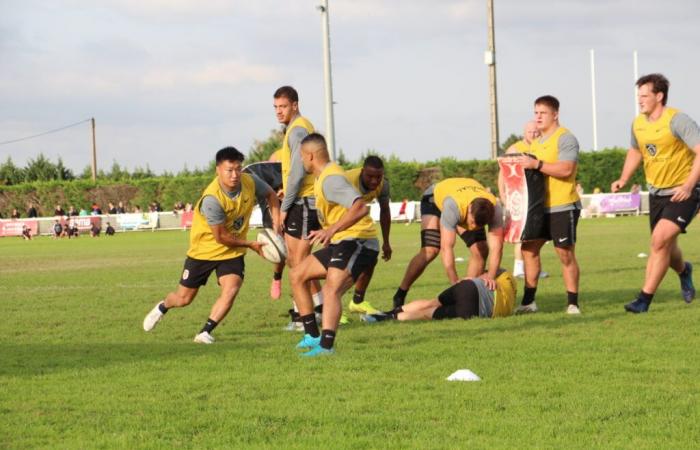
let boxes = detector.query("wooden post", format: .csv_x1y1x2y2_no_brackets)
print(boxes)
91,117,97,182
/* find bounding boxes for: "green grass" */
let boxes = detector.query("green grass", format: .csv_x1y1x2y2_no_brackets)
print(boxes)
1,217,699,449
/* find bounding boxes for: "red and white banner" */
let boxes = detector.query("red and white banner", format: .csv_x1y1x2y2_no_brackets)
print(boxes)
61,216,101,231
498,157,529,243
0,219,39,237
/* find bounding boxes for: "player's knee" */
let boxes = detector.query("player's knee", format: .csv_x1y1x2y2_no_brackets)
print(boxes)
422,246,440,262
289,267,306,287
176,291,195,306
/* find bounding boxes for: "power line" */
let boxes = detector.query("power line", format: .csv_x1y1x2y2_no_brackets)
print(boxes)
0,118,92,146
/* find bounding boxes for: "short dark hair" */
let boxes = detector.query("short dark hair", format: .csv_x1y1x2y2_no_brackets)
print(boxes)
363,155,384,170
535,95,560,112
636,73,669,106
216,146,245,165
470,198,495,228
301,132,327,150
274,86,299,103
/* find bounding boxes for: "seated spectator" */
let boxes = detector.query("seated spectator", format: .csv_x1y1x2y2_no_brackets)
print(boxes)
116,201,126,214
362,270,516,323
105,222,116,236
11,208,21,219
79,207,89,216
22,225,32,240
54,204,66,216
27,203,38,218
68,206,78,216
52,220,63,238
107,202,117,214
90,222,101,237
91,203,102,215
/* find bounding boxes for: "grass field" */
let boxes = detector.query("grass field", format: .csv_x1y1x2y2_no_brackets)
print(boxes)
1,216,699,449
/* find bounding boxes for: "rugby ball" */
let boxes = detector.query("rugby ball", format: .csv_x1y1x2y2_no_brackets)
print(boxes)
256,228,287,264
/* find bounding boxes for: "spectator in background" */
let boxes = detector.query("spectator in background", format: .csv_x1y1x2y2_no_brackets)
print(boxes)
90,222,101,237
630,184,641,194
107,202,117,214
91,203,102,215
184,203,193,212
54,204,66,216
11,208,20,219
105,222,116,236
133,205,142,213
116,201,126,214
576,183,584,196
71,221,79,237
27,203,38,218
22,225,32,240
154,201,162,212
68,206,78,216
52,220,63,238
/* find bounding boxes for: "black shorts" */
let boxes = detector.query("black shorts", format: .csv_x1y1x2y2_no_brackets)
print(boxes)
420,194,441,217
313,239,379,281
527,209,580,248
284,198,320,239
649,187,700,233
459,228,487,247
433,279,480,320
179,256,245,288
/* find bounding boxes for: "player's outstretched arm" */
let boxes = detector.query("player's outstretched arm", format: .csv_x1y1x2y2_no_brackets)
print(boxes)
611,147,643,193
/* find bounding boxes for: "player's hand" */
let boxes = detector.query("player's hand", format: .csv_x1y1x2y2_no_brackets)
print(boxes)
610,179,625,193
249,241,266,257
671,184,692,202
513,155,538,170
279,211,287,230
479,274,497,290
307,229,332,247
272,221,283,237
382,242,392,261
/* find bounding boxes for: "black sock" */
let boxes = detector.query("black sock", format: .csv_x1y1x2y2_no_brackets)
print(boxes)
200,318,218,334
320,329,336,350
273,271,283,281
288,309,300,321
388,306,403,319
301,314,320,337
522,287,537,305
638,290,654,304
314,304,323,314
567,291,579,306
158,302,169,314
353,290,365,304
393,288,408,307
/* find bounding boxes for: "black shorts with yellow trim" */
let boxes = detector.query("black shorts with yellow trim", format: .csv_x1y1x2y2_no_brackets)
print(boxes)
179,256,245,288
649,186,700,233
284,198,320,239
313,239,379,282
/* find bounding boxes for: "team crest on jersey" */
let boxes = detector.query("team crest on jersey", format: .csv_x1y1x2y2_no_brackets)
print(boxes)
646,143,657,156
232,216,245,230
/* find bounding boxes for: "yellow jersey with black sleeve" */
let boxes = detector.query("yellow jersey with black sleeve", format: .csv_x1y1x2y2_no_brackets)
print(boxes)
433,178,497,231
187,174,256,261
633,108,695,189
345,168,385,203
529,127,580,209
280,115,315,197
512,139,530,153
314,163,377,243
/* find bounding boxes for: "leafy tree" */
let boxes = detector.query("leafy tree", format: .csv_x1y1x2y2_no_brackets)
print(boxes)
247,129,284,163
0,157,25,185
24,154,60,182
500,133,522,155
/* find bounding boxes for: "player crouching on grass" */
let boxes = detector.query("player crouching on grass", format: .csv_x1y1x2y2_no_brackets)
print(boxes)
290,133,380,357
362,270,516,323
143,146,281,344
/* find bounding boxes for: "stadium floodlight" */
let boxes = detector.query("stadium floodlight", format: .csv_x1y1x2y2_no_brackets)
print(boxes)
317,0,337,161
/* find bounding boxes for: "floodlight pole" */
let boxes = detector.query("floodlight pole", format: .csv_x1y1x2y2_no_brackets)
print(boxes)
633,50,639,116
590,49,598,151
91,117,97,181
485,0,500,159
318,0,337,161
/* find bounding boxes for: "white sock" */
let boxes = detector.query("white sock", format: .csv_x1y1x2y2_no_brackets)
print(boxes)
312,291,323,306
514,259,524,274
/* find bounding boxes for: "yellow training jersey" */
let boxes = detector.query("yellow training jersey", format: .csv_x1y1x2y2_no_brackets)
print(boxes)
280,115,315,198
492,271,516,318
633,107,695,188
314,163,377,242
433,178,497,231
530,127,579,208
187,174,256,260
345,168,385,203
268,149,283,163
512,139,530,153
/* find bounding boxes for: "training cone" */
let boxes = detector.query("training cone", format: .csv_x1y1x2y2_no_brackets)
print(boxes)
446,369,481,382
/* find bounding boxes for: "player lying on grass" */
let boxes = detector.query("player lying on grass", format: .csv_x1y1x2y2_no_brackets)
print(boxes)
290,133,379,357
142,146,281,344
363,269,515,322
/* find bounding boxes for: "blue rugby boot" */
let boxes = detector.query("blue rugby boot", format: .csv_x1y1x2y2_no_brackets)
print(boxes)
679,262,695,303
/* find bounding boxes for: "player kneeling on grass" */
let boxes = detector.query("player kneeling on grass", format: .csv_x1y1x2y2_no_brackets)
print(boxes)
290,133,379,357
363,270,516,323
143,146,281,344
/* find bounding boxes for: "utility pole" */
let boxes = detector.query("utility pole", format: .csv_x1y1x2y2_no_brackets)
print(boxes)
318,0,337,161
590,49,598,151
91,117,97,182
485,0,499,159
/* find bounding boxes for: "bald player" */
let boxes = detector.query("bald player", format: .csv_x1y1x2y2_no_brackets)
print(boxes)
290,133,380,357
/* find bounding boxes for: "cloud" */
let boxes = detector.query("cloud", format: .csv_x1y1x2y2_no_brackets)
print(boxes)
141,60,281,89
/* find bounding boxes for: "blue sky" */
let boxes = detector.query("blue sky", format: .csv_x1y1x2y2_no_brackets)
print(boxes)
1,0,699,173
